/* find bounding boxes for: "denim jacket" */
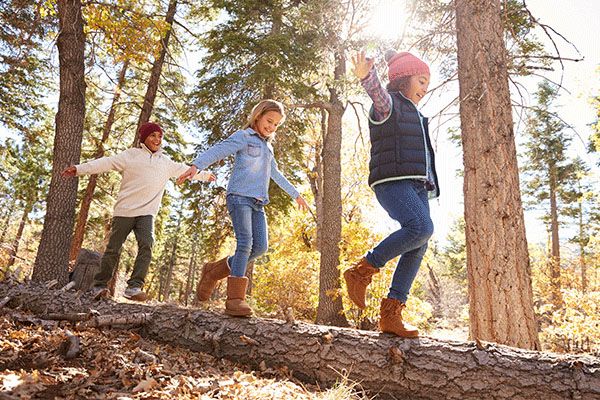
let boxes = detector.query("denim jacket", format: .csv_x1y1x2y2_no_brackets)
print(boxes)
192,128,300,203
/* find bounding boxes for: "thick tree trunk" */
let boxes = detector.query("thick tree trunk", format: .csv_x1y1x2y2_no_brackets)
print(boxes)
316,50,348,327
1,282,598,400
308,110,326,252
7,202,33,267
455,0,540,349
32,0,85,286
133,0,177,147
69,60,129,262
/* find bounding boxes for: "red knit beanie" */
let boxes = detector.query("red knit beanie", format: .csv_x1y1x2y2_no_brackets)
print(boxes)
138,122,163,144
386,50,430,82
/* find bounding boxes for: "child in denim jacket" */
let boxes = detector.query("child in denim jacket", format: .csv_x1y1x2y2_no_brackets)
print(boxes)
178,100,308,316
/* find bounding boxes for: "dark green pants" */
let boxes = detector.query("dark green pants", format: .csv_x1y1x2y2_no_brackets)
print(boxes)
93,215,154,289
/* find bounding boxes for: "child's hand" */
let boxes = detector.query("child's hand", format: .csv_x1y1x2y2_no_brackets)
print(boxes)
295,196,309,212
177,165,198,185
62,165,77,177
206,172,216,182
351,51,374,80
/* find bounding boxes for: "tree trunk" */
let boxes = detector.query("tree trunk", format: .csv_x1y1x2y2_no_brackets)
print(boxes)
69,60,129,262
133,0,177,147
1,282,598,400
184,238,197,306
7,202,33,267
455,0,540,349
308,110,326,252
548,165,562,306
32,0,85,286
579,198,587,292
316,49,348,327
161,209,183,301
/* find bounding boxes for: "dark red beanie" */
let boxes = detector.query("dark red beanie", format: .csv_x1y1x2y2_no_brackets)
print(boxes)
138,122,163,144
386,50,430,82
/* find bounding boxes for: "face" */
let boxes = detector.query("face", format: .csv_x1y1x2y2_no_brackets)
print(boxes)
254,110,283,139
405,74,430,105
144,131,162,152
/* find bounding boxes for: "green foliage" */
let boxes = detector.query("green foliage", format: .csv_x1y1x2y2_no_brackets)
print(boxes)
0,1,52,130
521,81,580,223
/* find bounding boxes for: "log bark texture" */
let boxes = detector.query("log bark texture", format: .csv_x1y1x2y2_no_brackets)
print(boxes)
1,282,598,400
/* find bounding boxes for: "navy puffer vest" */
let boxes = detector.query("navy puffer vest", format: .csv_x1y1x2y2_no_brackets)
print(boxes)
367,91,440,198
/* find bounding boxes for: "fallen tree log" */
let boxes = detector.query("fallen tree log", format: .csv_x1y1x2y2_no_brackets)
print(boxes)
1,282,598,400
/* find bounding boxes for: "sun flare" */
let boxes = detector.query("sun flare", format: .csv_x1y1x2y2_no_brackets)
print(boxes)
365,0,411,41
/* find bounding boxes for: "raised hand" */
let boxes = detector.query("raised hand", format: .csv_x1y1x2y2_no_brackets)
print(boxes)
177,165,198,185
61,165,77,177
351,51,375,80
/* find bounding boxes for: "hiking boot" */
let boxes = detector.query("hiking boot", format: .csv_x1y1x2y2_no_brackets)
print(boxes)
225,276,252,317
343,257,379,309
195,257,231,303
379,298,419,338
123,286,148,302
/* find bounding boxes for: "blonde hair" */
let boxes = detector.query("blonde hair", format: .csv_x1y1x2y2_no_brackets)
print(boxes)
244,99,286,134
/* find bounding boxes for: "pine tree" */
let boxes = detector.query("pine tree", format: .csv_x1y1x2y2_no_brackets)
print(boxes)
455,0,539,350
32,0,86,285
522,81,579,307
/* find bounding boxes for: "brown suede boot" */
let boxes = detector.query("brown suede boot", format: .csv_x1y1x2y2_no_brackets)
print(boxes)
343,257,379,309
225,276,253,317
379,298,419,338
195,257,231,303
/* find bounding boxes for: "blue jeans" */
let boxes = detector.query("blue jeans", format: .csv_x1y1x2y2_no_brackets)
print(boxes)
365,180,434,303
226,194,269,277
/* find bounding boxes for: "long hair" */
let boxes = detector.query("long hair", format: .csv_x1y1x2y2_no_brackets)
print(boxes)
244,100,286,141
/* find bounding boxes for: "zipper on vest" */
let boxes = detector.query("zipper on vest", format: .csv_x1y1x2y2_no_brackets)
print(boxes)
399,92,430,178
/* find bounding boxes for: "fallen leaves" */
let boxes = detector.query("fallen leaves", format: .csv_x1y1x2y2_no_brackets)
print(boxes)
0,311,364,399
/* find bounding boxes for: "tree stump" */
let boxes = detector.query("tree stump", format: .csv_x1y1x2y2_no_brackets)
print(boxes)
70,249,101,291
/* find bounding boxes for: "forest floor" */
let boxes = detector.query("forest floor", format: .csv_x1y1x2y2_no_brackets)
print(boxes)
0,309,369,400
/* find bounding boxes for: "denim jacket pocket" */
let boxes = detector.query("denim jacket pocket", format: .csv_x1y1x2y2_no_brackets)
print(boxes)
247,144,261,157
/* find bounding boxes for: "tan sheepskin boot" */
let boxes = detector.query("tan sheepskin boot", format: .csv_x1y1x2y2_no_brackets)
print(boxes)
225,276,253,317
195,257,230,303
379,298,419,338
343,257,379,309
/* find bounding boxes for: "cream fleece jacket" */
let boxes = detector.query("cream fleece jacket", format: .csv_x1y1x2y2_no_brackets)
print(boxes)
75,145,210,217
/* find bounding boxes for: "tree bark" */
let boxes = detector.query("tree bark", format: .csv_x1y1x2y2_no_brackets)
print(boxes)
69,60,129,262
7,202,33,267
1,282,598,400
316,49,348,327
184,238,197,306
455,0,540,349
133,0,177,147
162,211,182,302
32,0,85,286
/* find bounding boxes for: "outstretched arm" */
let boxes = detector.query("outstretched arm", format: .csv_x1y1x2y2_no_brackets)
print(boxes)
270,158,301,200
178,130,246,184
62,151,130,178
351,51,392,122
